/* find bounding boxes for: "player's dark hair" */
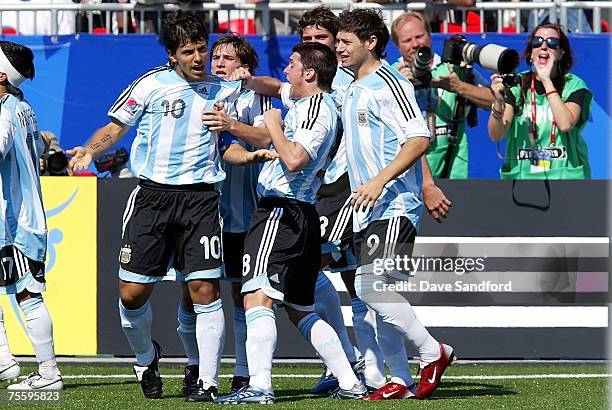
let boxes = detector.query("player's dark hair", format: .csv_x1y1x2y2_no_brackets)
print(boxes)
338,9,389,59
292,42,337,91
161,11,209,54
211,35,259,75
298,6,339,38
0,41,35,98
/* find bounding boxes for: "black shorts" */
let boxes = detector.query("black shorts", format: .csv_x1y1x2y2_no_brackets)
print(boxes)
119,180,223,283
316,173,356,272
0,245,46,295
241,197,321,310
353,216,416,278
223,231,247,283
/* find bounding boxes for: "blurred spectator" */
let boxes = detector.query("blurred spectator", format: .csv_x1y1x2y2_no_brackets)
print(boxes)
406,0,476,32
528,0,593,33
2,0,76,35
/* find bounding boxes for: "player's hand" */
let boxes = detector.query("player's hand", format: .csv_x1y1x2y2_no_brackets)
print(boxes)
430,64,462,93
202,102,233,131
423,183,452,223
67,146,93,172
230,67,252,82
351,177,385,212
396,60,414,81
246,149,279,163
263,109,282,129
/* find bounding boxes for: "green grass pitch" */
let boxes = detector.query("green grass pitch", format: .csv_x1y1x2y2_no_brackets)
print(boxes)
1,362,608,409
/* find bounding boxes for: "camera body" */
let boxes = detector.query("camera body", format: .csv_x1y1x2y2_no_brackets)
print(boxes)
442,35,519,75
411,46,434,90
501,73,522,88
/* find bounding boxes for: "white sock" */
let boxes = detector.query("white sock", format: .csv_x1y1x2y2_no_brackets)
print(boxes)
194,300,225,389
118,299,155,367
297,313,358,391
245,307,276,392
351,298,386,388
314,273,357,363
356,274,439,366
233,306,249,378
0,304,14,366
177,305,199,366
19,296,59,379
376,313,413,387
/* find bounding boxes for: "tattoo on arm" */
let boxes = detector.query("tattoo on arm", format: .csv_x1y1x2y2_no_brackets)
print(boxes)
89,142,102,151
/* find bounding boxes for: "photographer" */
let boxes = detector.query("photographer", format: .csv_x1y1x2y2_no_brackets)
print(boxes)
40,131,73,176
489,23,592,179
391,12,495,179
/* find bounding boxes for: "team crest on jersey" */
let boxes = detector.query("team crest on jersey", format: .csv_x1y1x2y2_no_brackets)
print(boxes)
123,98,141,114
119,245,132,264
197,86,209,95
357,110,368,126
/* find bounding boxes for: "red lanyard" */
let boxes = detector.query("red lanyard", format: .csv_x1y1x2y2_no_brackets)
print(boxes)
530,76,557,146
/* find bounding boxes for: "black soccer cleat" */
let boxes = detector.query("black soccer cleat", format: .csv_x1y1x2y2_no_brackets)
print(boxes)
182,364,199,397
133,340,163,399
185,380,219,402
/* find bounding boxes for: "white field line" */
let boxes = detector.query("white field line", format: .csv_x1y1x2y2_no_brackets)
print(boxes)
42,373,612,380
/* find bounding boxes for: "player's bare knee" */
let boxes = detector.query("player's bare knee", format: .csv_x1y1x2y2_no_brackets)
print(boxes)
15,290,41,304
180,282,194,311
119,280,154,309
188,279,220,305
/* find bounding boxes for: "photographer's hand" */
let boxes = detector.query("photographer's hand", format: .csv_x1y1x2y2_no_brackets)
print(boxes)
396,60,414,81
430,64,463,93
488,74,513,141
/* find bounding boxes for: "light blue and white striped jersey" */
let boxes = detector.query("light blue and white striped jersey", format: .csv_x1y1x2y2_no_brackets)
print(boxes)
0,94,47,262
342,62,430,232
220,89,272,233
280,64,354,185
258,92,338,204
109,66,241,185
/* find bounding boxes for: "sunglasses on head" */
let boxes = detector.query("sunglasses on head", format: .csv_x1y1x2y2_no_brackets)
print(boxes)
531,36,561,50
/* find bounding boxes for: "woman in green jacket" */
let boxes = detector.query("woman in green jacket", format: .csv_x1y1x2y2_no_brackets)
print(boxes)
488,23,592,179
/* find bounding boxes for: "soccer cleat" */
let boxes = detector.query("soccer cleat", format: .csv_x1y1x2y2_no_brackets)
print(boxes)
214,385,275,404
185,380,218,402
310,369,338,395
133,340,163,399
362,382,417,400
7,371,63,390
0,359,20,382
330,380,368,400
415,343,456,399
230,375,249,394
182,364,199,397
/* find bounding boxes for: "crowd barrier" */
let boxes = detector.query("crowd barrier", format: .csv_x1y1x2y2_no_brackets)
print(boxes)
7,33,612,179
1,177,607,359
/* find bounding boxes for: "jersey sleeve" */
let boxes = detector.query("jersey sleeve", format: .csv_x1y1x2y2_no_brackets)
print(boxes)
107,76,150,126
381,78,430,144
0,109,14,160
250,93,273,127
280,82,295,110
292,97,334,161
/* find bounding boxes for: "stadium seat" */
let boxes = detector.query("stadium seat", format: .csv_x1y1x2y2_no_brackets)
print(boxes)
214,18,255,35
2,27,17,35
443,11,486,33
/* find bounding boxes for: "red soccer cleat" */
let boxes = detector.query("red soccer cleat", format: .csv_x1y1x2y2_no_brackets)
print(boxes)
362,382,416,400
415,343,456,399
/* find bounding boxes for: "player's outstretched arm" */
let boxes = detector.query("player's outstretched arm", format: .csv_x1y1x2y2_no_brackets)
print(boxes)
230,67,282,99
222,144,278,166
67,119,130,172
421,156,452,223
263,109,309,172
203,103,272,148
352,136,430,211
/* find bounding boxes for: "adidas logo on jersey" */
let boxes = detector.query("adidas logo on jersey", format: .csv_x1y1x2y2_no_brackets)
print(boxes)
269,273,280,284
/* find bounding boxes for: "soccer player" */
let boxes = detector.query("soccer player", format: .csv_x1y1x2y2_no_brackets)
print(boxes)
336,9,456,400
176,35,273,398
215,42,367,404
0,40,63,391
68,12,274,401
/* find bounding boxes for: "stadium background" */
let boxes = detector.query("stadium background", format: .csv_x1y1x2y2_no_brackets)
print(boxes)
0,32,608,360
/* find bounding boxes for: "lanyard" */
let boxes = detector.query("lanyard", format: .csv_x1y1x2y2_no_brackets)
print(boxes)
530,75,557,146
